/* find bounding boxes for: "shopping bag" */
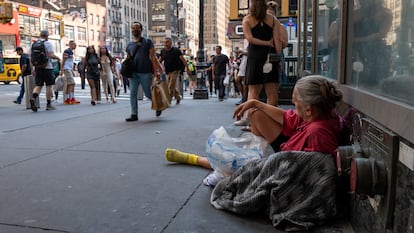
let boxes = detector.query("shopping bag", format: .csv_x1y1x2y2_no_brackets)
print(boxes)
53,76,64,92
223,75,230,86
151,80,170,111
206,126,274,176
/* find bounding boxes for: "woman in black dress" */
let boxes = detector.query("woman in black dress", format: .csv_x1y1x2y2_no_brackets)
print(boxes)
242,0,282,106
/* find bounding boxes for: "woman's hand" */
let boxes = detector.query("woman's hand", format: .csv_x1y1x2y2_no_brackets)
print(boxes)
233,99,259,120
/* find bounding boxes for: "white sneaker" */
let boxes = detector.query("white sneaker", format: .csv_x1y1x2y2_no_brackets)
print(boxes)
203,171,225,187
234,118,249,126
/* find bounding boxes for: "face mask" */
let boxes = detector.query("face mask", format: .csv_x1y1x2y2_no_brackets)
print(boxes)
132,28,142,37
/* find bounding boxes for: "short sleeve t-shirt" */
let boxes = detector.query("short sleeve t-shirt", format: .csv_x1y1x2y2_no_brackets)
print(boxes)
62,48,74,70
125,38,154,74
213,54,229,76
280,109,342,155
42,39,55,70
20,54,31,76
161,47,183,73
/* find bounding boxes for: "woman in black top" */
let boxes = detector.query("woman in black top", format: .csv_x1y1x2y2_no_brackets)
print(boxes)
82,46,101,105
242,0,282,106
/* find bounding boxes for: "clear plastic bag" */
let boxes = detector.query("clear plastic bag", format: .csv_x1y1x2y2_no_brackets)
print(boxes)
206,126,274,176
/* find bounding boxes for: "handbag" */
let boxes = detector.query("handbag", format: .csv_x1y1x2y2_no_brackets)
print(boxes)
120,43,140,77
263,54,273,74
151,79,170,111
268,53,281,63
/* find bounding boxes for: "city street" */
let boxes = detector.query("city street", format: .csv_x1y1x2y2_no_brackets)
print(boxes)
0,79,352,233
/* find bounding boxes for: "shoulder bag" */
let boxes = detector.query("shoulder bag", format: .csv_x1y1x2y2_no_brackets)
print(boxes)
121,43,140,77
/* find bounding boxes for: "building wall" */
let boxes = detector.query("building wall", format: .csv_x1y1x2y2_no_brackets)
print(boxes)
204,0,230,56
183,0,199,56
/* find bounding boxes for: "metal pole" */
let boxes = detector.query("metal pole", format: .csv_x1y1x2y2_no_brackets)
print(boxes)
193,0,208,99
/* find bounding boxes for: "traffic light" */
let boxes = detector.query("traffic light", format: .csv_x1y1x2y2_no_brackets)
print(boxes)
0,1,13,23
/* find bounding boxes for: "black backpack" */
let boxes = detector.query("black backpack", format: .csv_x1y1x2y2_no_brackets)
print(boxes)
31,40,48,68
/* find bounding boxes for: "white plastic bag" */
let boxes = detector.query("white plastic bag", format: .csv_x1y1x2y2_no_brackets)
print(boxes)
206,126,274,176
53,76,64,92
223,75,230,86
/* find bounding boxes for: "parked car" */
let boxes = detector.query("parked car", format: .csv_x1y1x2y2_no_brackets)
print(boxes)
0,55,22,84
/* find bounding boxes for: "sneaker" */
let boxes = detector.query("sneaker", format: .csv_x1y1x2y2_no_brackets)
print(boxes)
203,171,225,187
13,100,21,104
46,104,56,110
125,115,138,122
30,98,37,112
156,110,162,117
241,125,251,132
63,99,70,105
70,98,80,104
234,118,249,126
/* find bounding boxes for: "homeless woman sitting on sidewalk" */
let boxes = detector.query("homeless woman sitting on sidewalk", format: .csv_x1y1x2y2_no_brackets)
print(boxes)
165,75,346,231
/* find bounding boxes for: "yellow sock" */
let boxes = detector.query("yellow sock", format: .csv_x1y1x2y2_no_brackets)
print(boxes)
165,148,199,165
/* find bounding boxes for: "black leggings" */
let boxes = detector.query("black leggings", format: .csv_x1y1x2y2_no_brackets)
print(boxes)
270,135,289,152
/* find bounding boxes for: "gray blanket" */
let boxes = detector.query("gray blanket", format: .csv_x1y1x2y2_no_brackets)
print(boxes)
210,151,338,231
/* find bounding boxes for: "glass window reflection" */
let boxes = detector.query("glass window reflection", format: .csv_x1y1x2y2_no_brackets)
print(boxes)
348,0,414,105
317,0,339,79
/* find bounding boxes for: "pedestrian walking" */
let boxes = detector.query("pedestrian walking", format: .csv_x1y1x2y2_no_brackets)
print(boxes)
99,46,116,103
29,30,61,112
124,21,163,121
82,46,101,105
52,59,61,102
187,57,197,95
13,47,31,105
159,37,190,105
212,45,231,101
61,40,80,105
77,60,86,89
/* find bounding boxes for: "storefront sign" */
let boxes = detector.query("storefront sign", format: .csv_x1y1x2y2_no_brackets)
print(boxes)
226,20,244,39
18,4,42,17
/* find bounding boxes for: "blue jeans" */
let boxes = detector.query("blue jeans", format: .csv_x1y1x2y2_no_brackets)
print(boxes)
129,72,153,115
16,76,25,103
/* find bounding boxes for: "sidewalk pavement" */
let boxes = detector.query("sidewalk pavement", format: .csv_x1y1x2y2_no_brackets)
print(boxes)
0,84,352,233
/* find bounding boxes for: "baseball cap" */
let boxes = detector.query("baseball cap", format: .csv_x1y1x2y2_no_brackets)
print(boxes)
40,30,49,36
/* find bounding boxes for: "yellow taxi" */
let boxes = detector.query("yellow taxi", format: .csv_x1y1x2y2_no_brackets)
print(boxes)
0,55,22,84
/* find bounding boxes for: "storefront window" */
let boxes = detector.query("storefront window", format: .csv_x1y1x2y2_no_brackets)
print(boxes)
43,19,61,36
238,0,249,17
315,0,339,79
19,15,40,37
64,25,74,40
347,0,414,106
78,27,87,41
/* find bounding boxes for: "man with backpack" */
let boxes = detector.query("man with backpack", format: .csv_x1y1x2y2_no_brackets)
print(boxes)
13,47,31,104
159,37,191,105
29,30,61,112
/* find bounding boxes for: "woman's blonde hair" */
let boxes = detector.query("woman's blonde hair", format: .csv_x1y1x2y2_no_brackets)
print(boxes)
295,75,343,115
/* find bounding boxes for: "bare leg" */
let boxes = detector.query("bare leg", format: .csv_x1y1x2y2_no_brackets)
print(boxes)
265,82,279,106
165,148,212,170
88,79,97,102
247,84,263,100
248,107,282,143
197,157,211,170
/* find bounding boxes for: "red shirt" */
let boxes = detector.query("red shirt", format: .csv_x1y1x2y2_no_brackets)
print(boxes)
280,109,343,155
